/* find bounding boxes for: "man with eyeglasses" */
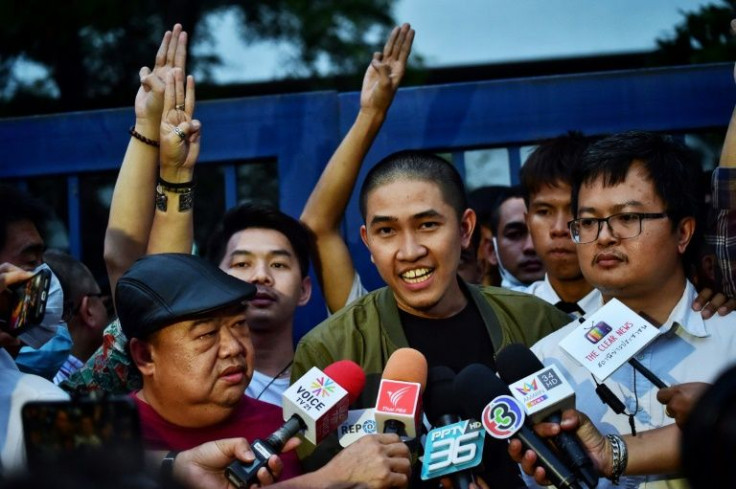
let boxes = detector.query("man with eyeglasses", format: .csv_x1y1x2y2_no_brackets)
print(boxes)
521,130,736,489
42,249,110,385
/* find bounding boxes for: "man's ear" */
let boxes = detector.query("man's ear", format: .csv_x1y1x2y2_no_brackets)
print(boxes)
676,216,696,255
129,338,155,376
298,275,312,306
360,225,375,264
460,208,477,249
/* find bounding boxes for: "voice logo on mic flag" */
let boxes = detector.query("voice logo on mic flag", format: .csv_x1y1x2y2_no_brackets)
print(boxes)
421,419,485,480
559,298,659,381
281,367,349,445
481,395,525,439
310,376,336,397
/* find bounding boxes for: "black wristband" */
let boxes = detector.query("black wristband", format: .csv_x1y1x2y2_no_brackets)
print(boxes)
160,450,179,486
158,176,195,190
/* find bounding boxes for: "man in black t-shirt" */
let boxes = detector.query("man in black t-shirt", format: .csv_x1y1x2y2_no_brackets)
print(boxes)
294,151,570,488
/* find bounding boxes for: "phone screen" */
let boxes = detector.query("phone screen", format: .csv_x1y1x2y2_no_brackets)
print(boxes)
22,396,144,472
2,268,50,335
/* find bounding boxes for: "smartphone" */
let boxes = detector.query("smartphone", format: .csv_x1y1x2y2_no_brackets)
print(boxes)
22,396,144,473
1,268,51,336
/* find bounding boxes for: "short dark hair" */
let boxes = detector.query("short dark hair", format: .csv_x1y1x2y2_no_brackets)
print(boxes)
0,184,48,251
205,202,311,278
520,131,596,207
571,131,703,267
488,186,524,236
571,131,702,227
359,151,468,221
467,185,508,229
43,249,99,321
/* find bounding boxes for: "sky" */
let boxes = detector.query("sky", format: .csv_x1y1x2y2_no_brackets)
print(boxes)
197,0,715,83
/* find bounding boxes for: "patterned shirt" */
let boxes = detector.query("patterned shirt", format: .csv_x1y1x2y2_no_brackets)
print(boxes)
709,167,736,297
60,319,141,395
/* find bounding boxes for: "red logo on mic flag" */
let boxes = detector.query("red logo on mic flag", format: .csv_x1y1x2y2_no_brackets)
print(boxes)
375,379,420,414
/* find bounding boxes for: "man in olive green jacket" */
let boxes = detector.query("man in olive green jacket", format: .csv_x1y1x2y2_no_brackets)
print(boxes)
292,151,569,488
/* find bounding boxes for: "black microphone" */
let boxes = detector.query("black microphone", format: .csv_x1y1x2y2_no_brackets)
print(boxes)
454,363,582,489
423,366,476,489
628,358,668,389
496,343,598,488
225,361,365,488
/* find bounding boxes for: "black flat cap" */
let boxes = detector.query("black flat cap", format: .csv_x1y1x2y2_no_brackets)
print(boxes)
115,253,256,339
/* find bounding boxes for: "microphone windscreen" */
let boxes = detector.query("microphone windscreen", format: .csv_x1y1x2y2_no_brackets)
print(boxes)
424,366,459,425
324,360,366,405
495,343,545,384
382,347,428,391
453,363,509,421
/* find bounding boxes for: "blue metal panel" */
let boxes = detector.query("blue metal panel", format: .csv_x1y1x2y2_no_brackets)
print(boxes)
67,176,81,259
222,164,238,210
1,63,734,341
507,146,521,185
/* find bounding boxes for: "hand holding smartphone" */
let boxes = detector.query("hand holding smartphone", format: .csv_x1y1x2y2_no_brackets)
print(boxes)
0,268,51,336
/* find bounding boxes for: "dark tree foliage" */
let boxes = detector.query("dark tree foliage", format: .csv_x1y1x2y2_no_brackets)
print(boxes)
0,0,395,116
654,0,736,65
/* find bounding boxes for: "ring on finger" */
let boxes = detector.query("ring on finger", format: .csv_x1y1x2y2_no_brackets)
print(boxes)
665,406,673,418
175,103,185,111
172,126,186,140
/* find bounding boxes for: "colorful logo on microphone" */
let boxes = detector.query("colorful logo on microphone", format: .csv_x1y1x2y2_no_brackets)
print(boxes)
481,395,525,439
310,376,335,397
514,378,538,396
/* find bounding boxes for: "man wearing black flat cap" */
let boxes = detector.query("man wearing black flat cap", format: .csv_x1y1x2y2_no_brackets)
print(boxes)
115,252,305,481
116,252,413,488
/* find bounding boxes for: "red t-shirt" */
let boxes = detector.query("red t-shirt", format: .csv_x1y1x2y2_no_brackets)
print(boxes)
133,393,302,481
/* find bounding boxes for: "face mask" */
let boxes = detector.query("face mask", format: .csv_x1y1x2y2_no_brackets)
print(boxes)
18,263,64,349
492,237,525,289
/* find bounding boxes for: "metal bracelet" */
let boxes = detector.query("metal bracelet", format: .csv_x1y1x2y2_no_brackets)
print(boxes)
606,433,628,485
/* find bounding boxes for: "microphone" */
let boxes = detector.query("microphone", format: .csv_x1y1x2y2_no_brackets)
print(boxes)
496,343,598,488
226,360,365,488
627,358,668,389
374,347,427,439
454,363,582,489
422,366,483,489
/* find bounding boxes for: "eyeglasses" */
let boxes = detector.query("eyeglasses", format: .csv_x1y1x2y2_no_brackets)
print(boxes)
567,212,668,244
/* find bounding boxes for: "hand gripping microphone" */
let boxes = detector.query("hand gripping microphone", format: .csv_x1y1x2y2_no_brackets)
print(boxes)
374,347,427,439
422,366,482,489
496,343,598,488
454,363,582,489
226,360,366,487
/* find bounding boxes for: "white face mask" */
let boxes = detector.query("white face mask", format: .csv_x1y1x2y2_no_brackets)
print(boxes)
18,263,65,349
492,236,525,289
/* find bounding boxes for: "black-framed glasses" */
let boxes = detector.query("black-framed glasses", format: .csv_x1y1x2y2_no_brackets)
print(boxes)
567,212,668,244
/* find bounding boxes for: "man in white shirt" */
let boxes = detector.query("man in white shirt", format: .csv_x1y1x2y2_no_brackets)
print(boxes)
0,263,69,476
519,132,601,316
526,130,736,489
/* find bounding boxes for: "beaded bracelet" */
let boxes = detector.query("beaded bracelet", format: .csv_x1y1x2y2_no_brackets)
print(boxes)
128,126,159,148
